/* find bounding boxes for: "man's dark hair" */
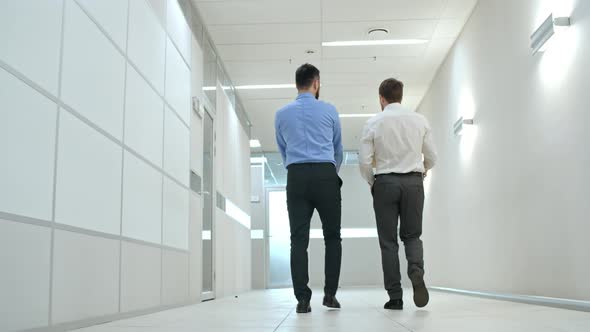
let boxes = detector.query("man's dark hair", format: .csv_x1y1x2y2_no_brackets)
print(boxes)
379,78,404,103
295,63,320,90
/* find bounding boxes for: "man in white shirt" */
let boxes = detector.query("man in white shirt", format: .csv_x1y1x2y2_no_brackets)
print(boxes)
359,78,437,310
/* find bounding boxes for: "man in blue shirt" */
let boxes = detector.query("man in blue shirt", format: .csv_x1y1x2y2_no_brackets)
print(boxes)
275,63,343,313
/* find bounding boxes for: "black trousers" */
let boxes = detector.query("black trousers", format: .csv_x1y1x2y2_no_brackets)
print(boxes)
372,173,425,300
286,163,342,301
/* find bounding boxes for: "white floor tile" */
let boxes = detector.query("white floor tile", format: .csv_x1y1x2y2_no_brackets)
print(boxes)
71,288,590,332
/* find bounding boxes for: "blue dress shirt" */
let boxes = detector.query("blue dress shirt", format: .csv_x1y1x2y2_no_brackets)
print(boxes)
275,93,343,171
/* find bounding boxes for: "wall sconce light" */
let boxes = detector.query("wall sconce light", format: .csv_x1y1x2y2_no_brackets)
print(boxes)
454,117,474,136
531,14,571,54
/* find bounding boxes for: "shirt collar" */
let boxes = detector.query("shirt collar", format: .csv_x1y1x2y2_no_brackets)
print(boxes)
297,92,315,100
383,103,406,113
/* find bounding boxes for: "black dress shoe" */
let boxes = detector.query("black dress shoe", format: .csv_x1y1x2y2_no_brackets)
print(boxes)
384,299,403,310
322,295,341,309
296,300,312,313
413,282,429,308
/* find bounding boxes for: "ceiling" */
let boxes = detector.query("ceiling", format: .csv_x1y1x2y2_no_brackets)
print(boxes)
193,0,478,152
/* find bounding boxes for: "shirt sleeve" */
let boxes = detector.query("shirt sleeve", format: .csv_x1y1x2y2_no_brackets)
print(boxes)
275,113,288,167
359,120,376,186
422,120,438,170
332,110,344,172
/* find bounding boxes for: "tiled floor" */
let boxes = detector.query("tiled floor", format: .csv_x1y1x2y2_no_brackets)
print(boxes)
74,288,590,332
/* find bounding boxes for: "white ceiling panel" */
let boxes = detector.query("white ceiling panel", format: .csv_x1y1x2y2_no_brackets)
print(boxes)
194,0,321,25
322,44,427,59
208,23,321,45
321,0,447,22
432,19,466,39
216,43,322,62
442,0,479,19
323,20,438,42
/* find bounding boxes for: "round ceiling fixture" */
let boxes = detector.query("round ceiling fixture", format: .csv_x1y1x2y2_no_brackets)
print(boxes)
305,49,316,54
368,28,390,38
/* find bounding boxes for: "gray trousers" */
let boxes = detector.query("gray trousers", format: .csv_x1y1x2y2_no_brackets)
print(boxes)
372,173,425,300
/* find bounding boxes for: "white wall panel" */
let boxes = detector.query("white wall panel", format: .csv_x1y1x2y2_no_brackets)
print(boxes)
124,64,164,167
52,230,119,323
191,36,204,103
164,106,190,185
163,177,189,249
0,69,57,221
122,151,162,244
128,0,166,94
162,249,190,305
0,0,63,96
76,0,129,51
167,0,191,64
55,111,122,235
147,0,166,28
165,38,191,125
61,1,126,139
0,220,51,331
120,241,162,311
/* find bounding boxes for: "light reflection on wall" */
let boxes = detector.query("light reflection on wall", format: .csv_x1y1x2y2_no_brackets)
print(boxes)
458,90,478,163
535,0,579,86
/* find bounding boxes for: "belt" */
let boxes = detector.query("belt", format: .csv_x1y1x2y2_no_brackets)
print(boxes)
287,162,335,170
375,172,423,178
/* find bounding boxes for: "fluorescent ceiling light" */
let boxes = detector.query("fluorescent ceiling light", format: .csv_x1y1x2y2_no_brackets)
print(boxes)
322,39,428,47
204,84,294,91
250,139,261,148
339,114,377,118
531,14,571,54
237,84,295,90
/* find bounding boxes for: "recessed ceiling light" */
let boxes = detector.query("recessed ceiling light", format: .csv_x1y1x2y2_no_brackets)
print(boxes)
339,114,377,118
322,39,428,47
250,139,261,148
368,28,390,36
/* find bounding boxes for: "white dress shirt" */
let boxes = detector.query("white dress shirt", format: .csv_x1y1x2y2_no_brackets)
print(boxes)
359,103,437,185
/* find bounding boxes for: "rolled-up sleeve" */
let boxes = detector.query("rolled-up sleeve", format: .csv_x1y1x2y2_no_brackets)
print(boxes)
332,110,344,172
275,113,287,167
422,121,437,170
359,120,376,185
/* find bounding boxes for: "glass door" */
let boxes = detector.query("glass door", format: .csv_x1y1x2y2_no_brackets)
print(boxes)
266,188,292,288
202,109,215,300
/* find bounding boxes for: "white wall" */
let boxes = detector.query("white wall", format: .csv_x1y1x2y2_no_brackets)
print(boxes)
214,87,252,298
0,0,236,330
417,0,590,300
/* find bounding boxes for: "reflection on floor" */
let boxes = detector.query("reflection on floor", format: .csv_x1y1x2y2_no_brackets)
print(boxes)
74,288,590,332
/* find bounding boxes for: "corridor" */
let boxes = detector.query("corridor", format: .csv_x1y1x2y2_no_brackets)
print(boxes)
75,288,590,332
2,0,590,331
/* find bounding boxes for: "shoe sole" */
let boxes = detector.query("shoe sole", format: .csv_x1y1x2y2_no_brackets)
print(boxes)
413,283,429,308
323,303,341,309
296,307,312,314
384,306,403,310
